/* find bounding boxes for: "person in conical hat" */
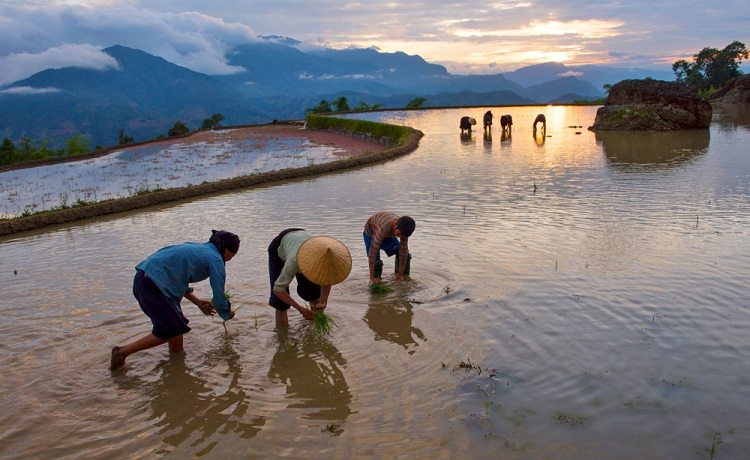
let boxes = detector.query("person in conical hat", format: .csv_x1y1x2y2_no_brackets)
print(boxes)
268,228,352,327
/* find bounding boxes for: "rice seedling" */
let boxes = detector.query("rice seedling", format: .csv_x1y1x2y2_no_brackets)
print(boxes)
368,283,392,294
313,310,337,336
222,305,243,333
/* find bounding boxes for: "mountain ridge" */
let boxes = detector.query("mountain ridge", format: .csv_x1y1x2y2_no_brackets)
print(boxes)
0,43,675,148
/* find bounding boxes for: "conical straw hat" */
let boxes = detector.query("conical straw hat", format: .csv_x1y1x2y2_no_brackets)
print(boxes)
297,236,352,286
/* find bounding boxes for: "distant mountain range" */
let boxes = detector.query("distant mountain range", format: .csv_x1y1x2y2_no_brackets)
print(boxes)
0,43,674,148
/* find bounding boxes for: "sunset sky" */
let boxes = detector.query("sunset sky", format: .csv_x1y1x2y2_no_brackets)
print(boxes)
0,0,747,86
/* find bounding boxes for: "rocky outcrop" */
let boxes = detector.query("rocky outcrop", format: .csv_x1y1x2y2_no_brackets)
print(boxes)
709,75,750,103
589,79,712,131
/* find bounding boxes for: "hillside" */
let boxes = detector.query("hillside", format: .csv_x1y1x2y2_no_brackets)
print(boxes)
0,42,674,148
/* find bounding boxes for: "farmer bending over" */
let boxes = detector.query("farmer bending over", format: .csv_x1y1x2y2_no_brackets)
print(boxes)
364,211,416,284
268,229,352,327
110,230,240,370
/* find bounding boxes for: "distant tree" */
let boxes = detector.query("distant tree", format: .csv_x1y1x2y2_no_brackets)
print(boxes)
306,99,333,114
168,121,190,137
65,135,90,157
19,138,34,158
354,102,384,111
0,137,16,165
406,97,428,109
673,41,748,92
332,96,351,112
29,140,54,160
354,102,372,111
602,84,613,94
118,129,134,145
201,113,225,130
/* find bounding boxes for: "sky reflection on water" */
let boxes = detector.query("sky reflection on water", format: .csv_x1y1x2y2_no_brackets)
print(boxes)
1,105,749,459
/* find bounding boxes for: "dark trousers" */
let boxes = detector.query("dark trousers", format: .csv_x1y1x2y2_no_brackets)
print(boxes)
267,228,321,310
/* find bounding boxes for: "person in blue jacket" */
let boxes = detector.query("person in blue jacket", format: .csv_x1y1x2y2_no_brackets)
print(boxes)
110,230,240,370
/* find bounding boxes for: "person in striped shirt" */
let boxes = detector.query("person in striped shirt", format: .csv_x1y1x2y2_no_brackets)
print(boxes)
363,212,416,284
110,230,240,370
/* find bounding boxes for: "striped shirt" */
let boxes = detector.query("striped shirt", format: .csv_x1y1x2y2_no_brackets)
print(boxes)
364,211,409,264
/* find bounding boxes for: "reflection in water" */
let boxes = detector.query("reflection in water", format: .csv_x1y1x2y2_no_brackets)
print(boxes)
267,331,352,427
500,130,511,142
2,105,750,459
363,297,426,354
482,131,492,150
534,131,545,146
712,103,750,130
115,340,265,456
596,130,709,166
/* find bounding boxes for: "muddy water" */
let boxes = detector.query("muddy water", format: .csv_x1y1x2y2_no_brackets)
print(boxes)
1,105,749,459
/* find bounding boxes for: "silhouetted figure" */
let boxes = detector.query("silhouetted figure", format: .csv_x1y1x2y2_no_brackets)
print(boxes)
483,111,493,131
500,114,513,132
533,114,546,137
460,116,476,134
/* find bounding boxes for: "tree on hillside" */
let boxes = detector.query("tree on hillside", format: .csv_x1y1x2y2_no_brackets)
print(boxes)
354,102,384,111
168,121,190,137
406,97,428,109
673,41,748,92
201,113,225,130
333,96,351,112
65,135,90,157
306,99,333,114
0,138,16,165
118,129,134,145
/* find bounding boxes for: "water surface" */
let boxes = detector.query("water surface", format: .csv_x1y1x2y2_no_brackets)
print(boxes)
1,105,749,459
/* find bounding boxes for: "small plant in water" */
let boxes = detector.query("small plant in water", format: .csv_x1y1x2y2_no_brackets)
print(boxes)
322,423,339,433
313,310,337,336
368,283,392,293
710,432,722,460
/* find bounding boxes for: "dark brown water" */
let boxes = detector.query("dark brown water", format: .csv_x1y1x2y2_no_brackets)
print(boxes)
1,105,749,459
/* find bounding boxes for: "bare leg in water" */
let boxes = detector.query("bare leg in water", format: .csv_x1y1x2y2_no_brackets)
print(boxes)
111,334,184,370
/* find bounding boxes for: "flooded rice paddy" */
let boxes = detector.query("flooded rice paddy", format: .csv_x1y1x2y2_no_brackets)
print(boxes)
1,105,749,459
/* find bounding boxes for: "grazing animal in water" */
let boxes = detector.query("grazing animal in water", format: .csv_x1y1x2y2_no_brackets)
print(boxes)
533,114,546,136
460,116,476,134
500,114,513,132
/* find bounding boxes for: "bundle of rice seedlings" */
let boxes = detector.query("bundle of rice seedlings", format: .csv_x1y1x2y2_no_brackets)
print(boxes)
313,310,337,336
368,283,392,294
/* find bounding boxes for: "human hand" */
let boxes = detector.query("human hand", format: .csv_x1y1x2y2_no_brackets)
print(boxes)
311,300,327,312
298,306,315,320
199,299,215,316
227,309,236,320
395,274,405,282
370,276,382,285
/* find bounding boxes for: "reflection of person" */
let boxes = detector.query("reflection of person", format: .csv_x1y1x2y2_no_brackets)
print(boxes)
364,212,416,284
268,229,352,327
117,341,265,452
110,230,240,370
364,299,426,353
268,335,352,422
